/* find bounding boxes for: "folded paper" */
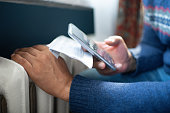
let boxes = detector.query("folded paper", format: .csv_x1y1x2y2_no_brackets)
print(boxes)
48,36,93,68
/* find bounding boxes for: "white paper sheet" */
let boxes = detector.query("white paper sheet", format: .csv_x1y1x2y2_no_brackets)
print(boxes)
48,36,93,68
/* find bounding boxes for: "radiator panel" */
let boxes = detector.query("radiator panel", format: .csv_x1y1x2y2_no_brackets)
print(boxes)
0,57,30,113
0,95,7,113
0,54,88,113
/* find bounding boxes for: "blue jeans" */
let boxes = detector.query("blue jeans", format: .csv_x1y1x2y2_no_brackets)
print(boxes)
79,67,170,83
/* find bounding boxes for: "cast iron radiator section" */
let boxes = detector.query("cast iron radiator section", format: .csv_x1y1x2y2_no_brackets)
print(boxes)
0,57,72,113
0,95,7,113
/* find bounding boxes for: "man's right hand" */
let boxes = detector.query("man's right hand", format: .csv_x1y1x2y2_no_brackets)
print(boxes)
93,36,136,75
11,45,72,102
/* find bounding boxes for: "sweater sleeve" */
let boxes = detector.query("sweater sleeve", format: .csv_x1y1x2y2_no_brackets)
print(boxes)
128,25,166,76
69,75,170,113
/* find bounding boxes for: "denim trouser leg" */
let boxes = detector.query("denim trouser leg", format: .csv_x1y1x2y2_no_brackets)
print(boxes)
79,67,170,83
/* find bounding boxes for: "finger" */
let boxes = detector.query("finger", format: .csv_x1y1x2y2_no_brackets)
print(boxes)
93,61,106,70
114,63,122,70
96,67,116,75
104,36,122,46
81,47,88,52
14,49,19,53
32,45,48,51
95,42,105,49
96,63,122,75
11,53,32,72
14,51,35,65
14,47,40,56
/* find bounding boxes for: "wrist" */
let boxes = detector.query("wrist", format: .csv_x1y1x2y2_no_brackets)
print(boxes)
125,52,136,73
60,76,73,102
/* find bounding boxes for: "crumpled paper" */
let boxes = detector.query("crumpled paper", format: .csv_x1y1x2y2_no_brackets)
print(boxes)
47,36,93,68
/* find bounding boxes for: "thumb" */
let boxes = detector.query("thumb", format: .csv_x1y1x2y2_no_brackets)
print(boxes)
104,36,121,46
93,61,106,70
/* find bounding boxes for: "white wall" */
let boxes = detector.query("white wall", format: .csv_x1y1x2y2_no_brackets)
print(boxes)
45,0,119,41
89,0,119,41
2,0,119,41
43,0,92,8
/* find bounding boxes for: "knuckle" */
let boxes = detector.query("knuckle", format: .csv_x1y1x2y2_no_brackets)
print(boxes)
116,36,124,42
21,52,29,57
33,45,40,48
29,47,34,50
41,54,49,60
23,47,31,51
35,44,41,47
33,45,48,51
13,54,26,64
118,37,124,42
25,47,34,52
17,47,29,53
34,45,47,48
19,47,27,51
14,48,20,53
109,36,123,40
19,58,27,64
116,36,123,39
11,54,17,60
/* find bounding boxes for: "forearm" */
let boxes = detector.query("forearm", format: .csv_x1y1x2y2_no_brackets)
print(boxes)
70,75,170,113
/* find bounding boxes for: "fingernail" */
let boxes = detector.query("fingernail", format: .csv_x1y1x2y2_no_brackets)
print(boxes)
115,63,122,69
98,62,105,69
105,39,116,44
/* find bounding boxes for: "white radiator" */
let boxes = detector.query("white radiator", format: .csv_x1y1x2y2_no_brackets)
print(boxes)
0,55,87,113
0,57,69,113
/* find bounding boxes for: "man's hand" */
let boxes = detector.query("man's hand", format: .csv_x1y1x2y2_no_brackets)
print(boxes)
11,45,72,102
93,36,136,75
